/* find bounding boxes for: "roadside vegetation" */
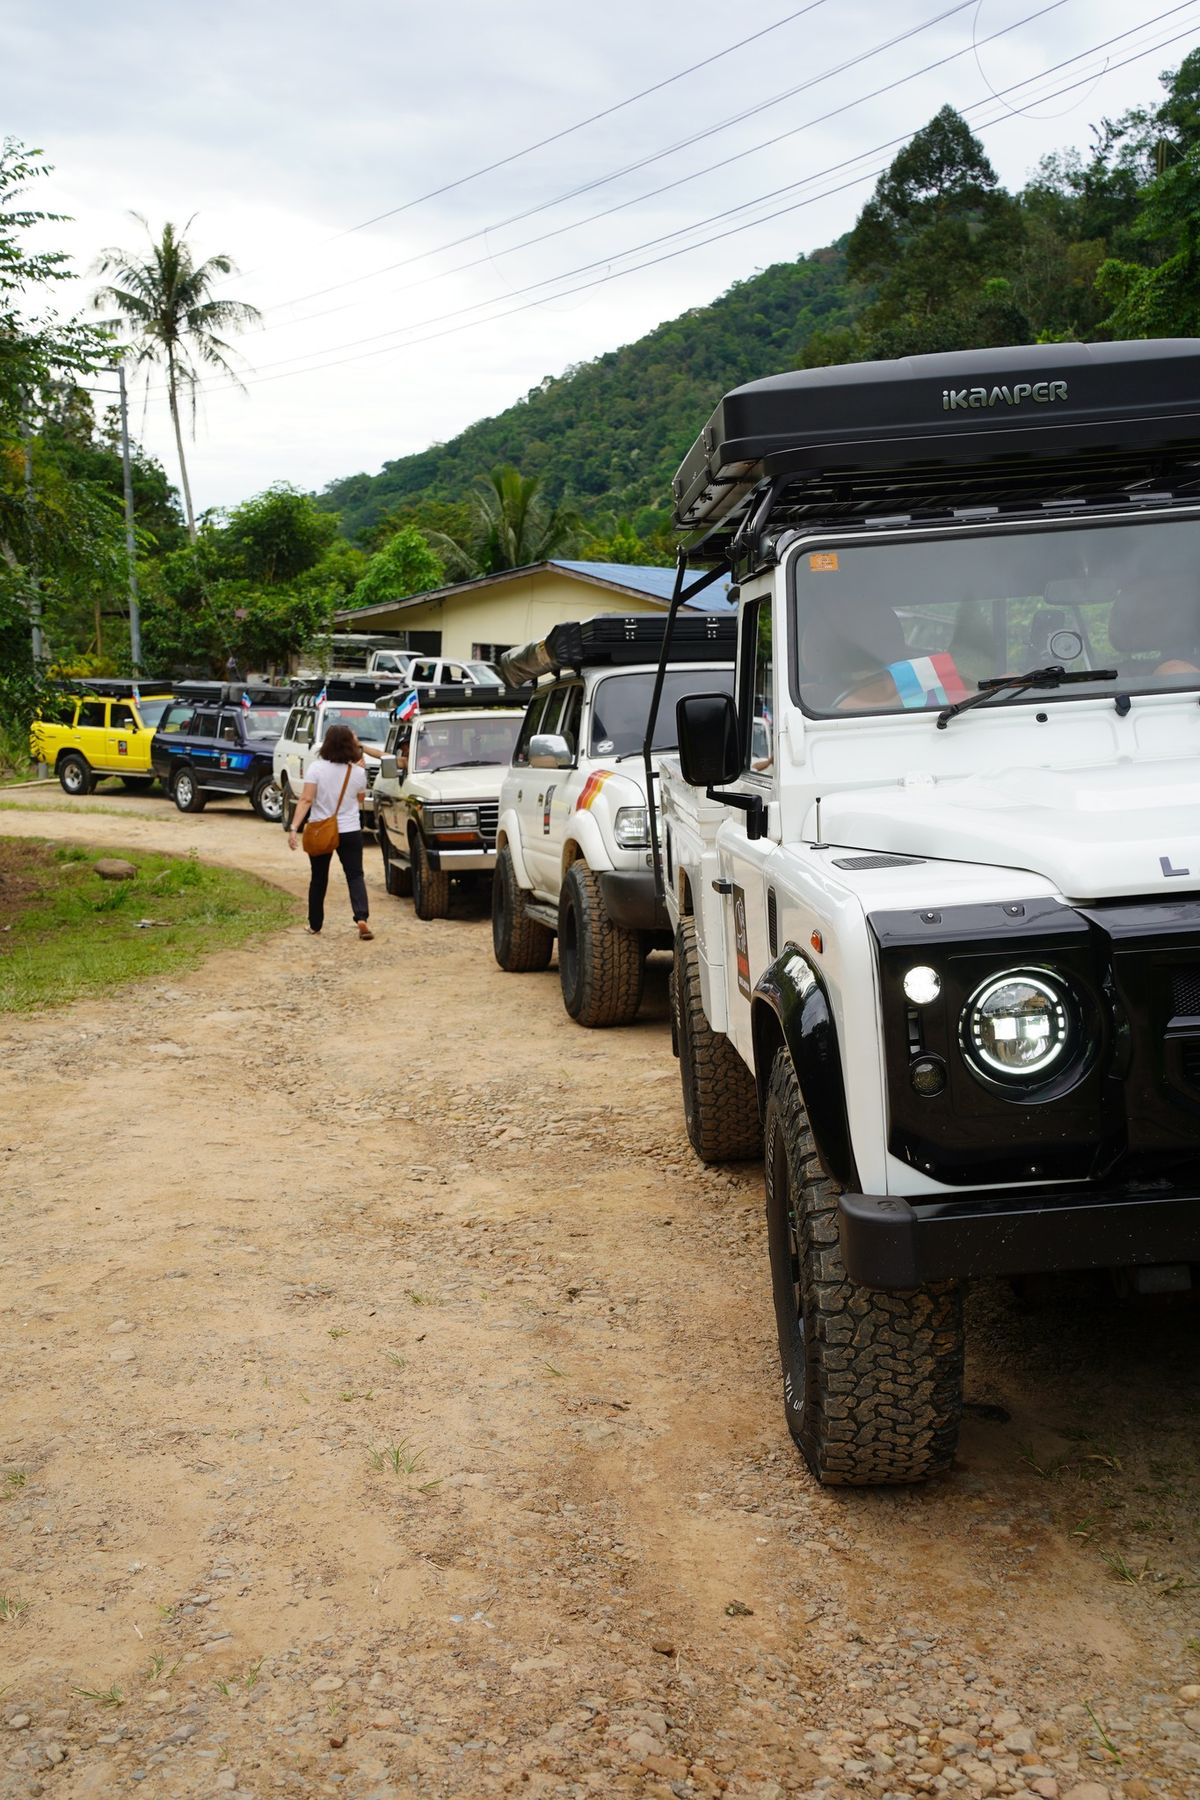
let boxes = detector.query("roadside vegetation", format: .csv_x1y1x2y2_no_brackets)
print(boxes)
0,839,292,1013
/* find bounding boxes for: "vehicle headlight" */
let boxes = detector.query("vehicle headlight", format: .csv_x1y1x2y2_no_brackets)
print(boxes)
959,968,1073,1083
454,809,479,829
429,808,455,829
613,805,650,849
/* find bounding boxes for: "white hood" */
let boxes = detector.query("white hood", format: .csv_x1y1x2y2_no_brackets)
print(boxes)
817,757,1200,901
411,765,506,803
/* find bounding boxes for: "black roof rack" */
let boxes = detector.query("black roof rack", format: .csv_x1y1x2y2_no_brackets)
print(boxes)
47,676,173,697
499,613,735,686
380,683,528,715
295,673,397,701
173,681,296,706
674,340,1200,560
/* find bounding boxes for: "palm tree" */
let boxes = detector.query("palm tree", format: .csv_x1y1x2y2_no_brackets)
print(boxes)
432,465,580,577
93,217,260,542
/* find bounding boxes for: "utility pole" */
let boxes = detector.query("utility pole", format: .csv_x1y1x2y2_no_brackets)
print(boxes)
117,362,142,673
19,410,44,668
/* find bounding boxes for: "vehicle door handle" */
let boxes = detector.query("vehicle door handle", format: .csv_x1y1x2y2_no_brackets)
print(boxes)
712,878,733,895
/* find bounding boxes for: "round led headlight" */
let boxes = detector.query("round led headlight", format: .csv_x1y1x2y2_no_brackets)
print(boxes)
903,964,941,1005
960,968,1073,1083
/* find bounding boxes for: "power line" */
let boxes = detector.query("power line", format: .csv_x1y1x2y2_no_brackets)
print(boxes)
144,13,1200,405
254,0,1074,342
336,1,833,241
218,2,835,292
255,0,981,321
179,5,1197,387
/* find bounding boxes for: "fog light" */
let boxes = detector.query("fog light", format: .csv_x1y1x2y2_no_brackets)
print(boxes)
903,964,941,1005
910,1055,947,1096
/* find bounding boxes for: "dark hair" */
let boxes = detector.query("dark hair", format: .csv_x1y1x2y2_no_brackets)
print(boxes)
320,724,359,764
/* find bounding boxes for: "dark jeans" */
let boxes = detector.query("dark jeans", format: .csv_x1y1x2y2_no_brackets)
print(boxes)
307,829,369,930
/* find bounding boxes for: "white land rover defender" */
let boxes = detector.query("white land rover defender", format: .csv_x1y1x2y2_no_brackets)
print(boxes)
492,615,735,1027
373,686,526,920
654,339,1200,1487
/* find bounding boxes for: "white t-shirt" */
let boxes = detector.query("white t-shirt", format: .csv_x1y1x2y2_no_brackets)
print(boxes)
305,756,366,833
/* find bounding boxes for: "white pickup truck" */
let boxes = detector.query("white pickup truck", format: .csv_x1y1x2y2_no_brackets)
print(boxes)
658,340,1200,1487
492,615,735,1028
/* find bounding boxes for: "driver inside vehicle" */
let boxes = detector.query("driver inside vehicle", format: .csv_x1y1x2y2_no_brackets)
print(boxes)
799,591,969,712
1107,578,1200,681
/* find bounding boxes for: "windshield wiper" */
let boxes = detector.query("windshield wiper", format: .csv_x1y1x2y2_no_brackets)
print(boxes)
430,758,495,769
936,664,1118,730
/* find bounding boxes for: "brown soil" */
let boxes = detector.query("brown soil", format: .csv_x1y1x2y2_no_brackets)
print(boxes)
0,840,57,923
1,792,1198,1800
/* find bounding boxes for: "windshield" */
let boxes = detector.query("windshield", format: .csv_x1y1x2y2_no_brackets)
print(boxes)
242,706,289,740
589,667,736,757
135,699,173,728
412,715,521,772
466,662,503,685
321,704,392,747
791,517,1200,718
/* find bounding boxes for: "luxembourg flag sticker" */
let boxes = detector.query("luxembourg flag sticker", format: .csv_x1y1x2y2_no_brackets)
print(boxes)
396,689,420,723
887,654,970,709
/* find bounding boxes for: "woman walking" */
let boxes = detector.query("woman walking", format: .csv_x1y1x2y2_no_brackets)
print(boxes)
287,724,374,939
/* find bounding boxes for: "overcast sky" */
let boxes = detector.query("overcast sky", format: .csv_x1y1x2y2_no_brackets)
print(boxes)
5,0,1197,518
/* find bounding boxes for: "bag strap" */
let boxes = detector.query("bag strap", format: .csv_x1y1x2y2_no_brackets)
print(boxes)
333,764,352,814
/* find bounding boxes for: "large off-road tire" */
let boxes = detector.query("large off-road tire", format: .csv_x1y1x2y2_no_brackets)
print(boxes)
378,821,413,898
557,859,643,1028
411,832,450,921
58,753,94,796
252,776,283,823
674,917,762,1162
171,767,207,813
763,1048,963,1486
492,844,553,972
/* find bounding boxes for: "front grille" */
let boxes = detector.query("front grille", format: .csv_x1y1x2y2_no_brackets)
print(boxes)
366,765,377,787
479,800,499,847
1171,967,1200,1019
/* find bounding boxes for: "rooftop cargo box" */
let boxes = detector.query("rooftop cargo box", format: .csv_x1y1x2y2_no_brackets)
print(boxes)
173,681,295,707
380,683,529,714
674,340,1200,558
500,612,736,687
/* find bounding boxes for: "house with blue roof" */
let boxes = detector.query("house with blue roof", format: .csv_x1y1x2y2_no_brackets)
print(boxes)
332,559,735,663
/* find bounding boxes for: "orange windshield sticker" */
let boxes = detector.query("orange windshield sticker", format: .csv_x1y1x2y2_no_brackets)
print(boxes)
809,551,839,571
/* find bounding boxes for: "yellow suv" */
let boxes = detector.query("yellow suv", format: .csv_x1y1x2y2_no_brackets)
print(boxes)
31,682,176,795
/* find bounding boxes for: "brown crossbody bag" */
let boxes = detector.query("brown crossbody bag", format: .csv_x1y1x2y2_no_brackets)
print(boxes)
302,765,352,856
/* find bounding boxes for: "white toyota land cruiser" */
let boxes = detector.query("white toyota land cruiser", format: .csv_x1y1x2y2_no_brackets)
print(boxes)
492,615,735,1027
373,687,526,920
655,339,1200,1487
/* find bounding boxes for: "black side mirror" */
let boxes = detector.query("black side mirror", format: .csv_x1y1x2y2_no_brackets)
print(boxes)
676,692,740,788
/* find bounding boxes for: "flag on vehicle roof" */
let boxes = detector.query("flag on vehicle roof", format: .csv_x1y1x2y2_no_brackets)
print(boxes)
131,682,140,702
241,690,253,709
316,684,327,706
396,689,419,722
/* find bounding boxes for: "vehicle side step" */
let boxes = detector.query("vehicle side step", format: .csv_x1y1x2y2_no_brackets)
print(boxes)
524,901,559,932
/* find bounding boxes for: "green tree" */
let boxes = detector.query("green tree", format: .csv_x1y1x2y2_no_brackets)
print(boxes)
140,485,360,674
348,523,444,609
848,108,1024,329
0,140,126,741
431,465,580,577
93,217,260,542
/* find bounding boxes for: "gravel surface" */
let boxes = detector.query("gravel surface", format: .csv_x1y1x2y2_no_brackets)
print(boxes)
0,793,1198,1800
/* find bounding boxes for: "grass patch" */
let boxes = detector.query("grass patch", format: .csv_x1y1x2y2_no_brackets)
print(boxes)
0,839,293,1014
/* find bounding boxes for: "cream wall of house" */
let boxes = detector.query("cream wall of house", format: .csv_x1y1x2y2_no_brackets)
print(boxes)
344,570,673,659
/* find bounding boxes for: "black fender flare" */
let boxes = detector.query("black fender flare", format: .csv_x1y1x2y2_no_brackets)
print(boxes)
751,945,859,1191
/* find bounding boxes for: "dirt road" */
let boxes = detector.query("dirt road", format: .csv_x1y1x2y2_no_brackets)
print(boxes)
1,792,1197,1800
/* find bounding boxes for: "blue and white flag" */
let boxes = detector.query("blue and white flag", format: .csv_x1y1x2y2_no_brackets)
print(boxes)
241,690,253,709
316,684,327,706
396,689,419,722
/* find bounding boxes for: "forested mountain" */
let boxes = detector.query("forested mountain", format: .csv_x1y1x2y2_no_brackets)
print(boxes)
319,246,857,543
